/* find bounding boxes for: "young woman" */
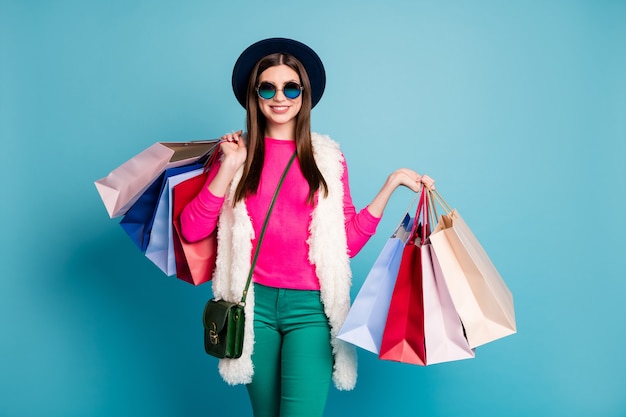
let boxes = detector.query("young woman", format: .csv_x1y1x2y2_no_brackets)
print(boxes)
181,38,434,417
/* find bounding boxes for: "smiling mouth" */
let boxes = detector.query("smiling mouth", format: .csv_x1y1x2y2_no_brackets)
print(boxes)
271,106,290,112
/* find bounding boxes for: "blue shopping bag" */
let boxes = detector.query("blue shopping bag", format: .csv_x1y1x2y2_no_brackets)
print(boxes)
144,168,204,276
337,212,414,354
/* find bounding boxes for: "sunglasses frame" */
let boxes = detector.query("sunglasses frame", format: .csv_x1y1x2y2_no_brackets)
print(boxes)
256,81,304,100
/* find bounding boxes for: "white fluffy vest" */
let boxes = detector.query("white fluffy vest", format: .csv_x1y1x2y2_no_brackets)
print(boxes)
211,133,357,391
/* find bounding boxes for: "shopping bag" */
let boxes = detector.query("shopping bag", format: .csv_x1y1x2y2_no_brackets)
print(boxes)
119,163,203,252
95,140,218,218
170,170,217,286
144,168,204,276
379,191,428,365
429,189,516,348
422,243,475,364
337,211,414,354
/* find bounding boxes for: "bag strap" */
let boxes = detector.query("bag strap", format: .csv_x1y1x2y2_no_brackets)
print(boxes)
199,139,226,170
428,189,439,227
239,150,298,305
430,188,453,214
392,192,420,238
407,186,433,245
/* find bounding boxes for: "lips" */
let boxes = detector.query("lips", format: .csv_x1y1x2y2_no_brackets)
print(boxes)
270,106,290,114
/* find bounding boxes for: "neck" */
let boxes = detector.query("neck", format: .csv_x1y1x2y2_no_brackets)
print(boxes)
265,121,296,141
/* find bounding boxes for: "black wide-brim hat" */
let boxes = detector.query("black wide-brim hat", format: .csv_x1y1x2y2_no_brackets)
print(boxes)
231,37,326,109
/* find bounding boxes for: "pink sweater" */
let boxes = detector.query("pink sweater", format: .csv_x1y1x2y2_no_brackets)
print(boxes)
180,138,380,290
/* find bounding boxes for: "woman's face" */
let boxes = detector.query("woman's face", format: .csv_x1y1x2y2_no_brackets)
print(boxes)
256,64,302,137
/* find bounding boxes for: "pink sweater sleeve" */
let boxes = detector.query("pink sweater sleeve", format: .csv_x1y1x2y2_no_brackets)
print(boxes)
341,159,381,257
180,157,382,254
179,161,225,242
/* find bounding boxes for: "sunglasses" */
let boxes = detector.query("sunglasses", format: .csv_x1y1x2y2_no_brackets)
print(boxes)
256,81,303,100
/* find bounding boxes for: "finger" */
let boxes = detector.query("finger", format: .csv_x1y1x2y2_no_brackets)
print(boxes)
421,175,435,190
232,130,245,144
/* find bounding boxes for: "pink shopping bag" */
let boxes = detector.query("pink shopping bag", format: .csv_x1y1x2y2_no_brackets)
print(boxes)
422,243,475,364
95,141,217,218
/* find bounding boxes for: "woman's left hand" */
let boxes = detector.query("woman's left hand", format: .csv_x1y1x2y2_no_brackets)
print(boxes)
388,168,435,192
367,168,435,217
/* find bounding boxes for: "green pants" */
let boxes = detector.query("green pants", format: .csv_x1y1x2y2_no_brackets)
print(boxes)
247,284,333,417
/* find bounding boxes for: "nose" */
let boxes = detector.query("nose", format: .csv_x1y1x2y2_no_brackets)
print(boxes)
272,89,287,101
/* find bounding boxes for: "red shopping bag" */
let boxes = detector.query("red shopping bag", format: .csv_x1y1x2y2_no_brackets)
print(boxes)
379,190,428,365
170,149,221,286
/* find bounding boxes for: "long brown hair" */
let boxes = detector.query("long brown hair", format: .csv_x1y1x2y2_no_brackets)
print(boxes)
233,53,328,205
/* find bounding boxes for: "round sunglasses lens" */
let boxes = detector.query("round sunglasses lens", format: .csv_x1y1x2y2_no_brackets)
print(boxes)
283,82,302,99
257,83,276,99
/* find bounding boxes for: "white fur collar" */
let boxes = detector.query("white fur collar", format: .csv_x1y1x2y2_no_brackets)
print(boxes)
212,133,357,390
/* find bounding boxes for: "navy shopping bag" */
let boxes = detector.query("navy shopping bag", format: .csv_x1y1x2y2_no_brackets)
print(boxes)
119,162,203,252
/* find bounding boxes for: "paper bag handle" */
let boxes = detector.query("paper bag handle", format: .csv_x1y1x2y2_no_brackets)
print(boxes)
430,188,453,214
408,186,431,245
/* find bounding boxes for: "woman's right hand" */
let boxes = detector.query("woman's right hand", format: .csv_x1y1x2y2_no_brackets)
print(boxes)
220,130,247,171
205,130,247,197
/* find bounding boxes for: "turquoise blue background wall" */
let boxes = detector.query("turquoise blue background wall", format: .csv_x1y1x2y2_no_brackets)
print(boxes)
2,0,625,416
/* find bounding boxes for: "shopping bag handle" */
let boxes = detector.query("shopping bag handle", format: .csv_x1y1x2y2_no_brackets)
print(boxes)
421,186,431,244
427,190,439,227
408,186,430,245
391,192,421,238
197,139,231,172
430,188,453,214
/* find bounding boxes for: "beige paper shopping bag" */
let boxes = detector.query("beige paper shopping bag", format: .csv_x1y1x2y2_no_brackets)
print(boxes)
95,141,217,218
429,192,516,349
